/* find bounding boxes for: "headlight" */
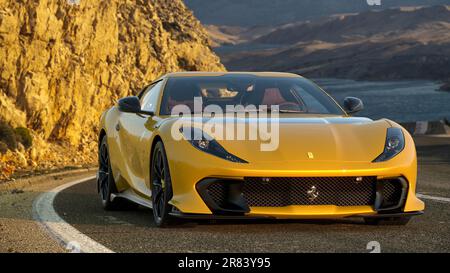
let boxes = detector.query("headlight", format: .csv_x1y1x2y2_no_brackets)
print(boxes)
373,127,405,162
180,127,248,163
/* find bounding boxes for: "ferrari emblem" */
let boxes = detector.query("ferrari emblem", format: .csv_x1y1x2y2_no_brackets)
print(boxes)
307,186,319,201
307,152,314,159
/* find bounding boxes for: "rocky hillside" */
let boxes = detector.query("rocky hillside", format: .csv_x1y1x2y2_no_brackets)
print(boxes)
185,0,450,26
255,6,450,44
0,0,224,179
221,6,450,82
205,25,275,47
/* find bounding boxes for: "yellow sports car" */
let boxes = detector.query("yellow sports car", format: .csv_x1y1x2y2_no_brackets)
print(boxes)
97,72,424,227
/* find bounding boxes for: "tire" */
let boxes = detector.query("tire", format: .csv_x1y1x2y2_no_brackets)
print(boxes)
150,141,174,227
364,216,411,226
98,137,121,210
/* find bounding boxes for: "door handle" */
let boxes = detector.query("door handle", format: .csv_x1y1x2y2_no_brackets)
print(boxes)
115,123,120,131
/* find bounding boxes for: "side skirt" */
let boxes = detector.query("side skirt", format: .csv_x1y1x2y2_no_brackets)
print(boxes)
111,190,153,209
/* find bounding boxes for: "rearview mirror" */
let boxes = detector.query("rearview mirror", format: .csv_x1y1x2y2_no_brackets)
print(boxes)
118,96,154,115
343,97,364,114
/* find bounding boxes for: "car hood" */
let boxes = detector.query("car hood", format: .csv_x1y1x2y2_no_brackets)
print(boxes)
168,115,391,163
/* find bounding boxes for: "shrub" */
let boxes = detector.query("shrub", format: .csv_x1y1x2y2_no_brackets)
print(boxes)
0,141,7,154
0,120,17,150
15,127,33,149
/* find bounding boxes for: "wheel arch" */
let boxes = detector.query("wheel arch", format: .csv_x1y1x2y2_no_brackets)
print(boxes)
148,134,175,201
148,134,163,187
98,128,107,149
97,129,107,194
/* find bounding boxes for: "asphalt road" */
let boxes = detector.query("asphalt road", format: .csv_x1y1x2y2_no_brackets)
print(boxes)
0,170,95,253
51,136,450,253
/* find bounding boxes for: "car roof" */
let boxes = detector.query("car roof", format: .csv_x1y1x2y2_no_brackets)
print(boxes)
163,71,302,78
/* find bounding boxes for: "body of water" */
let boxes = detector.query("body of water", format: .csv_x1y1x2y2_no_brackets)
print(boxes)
314,78,450,123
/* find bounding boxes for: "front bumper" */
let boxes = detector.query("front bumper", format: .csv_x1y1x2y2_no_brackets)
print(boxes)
167,163,425,218
169,211,424,220
194,176,410,217
164,137,425,218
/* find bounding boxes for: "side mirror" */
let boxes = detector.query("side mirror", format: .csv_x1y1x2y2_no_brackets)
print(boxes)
343,97,364,114
118,96,154,115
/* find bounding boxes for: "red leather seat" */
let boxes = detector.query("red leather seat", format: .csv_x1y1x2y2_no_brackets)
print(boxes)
261,88,287,106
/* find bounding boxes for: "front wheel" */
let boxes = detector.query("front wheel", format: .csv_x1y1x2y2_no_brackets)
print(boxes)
151,141,174,227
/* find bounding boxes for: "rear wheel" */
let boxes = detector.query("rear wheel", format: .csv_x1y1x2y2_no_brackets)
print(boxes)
98,137,120,210
364,216,411,226
151,141,174,227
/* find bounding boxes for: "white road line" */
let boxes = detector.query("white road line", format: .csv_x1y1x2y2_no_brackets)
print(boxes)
417,193,450,203
32,176,115,253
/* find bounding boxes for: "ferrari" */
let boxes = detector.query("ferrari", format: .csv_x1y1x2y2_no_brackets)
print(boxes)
97,72,424,227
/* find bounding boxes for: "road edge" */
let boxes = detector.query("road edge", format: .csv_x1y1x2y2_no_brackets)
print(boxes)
32,176,114,253
0,168,96,192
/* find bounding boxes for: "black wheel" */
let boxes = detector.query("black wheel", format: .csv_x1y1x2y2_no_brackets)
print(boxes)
98,137,120,210
364,216,411,226
151,141,174,227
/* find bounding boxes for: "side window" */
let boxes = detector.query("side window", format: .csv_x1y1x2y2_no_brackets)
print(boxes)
141,81,164,112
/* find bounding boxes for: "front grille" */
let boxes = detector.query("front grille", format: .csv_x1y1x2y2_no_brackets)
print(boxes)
243,177,377,207
382,179,404,207
207,183,227,207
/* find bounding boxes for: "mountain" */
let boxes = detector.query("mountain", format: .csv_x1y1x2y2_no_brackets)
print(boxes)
0,0,224,178
220,6,450,82
184,0,450,27
255,5,450,44
204,25,276,47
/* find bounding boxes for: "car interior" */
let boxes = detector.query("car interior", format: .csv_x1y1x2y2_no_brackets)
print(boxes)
161,79,309,115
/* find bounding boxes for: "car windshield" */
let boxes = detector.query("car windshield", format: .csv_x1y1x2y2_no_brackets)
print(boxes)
160,75,345,115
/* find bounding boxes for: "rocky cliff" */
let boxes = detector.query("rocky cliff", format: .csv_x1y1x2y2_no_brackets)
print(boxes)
0,0,224,179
